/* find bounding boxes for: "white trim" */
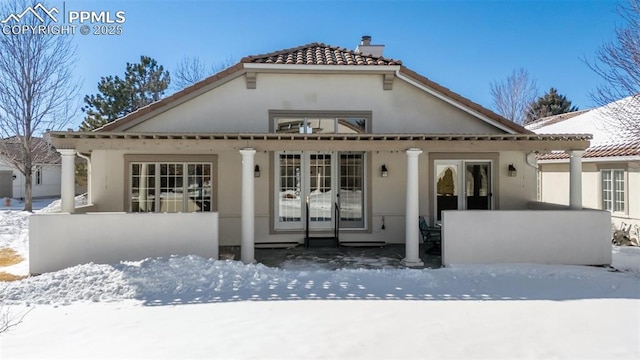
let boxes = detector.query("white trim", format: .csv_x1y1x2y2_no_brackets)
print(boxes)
396,72,517,134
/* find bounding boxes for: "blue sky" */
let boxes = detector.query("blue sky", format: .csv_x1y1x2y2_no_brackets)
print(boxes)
45,1,622,127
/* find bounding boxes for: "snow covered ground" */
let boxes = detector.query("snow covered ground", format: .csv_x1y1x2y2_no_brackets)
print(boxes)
0,206,639,359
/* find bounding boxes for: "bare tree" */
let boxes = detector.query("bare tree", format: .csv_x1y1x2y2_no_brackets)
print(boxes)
587,0,640,137
0,305,31,334
0,0,78,211
490,68,538,125
172,56,236,91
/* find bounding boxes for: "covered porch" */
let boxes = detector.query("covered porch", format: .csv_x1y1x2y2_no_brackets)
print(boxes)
29,131,607,274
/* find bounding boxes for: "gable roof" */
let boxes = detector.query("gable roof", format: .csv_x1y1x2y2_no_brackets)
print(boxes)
0,136,61,165
529,96,640,160
97,41,530,134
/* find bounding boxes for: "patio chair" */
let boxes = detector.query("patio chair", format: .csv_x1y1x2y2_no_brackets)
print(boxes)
419,216,441,255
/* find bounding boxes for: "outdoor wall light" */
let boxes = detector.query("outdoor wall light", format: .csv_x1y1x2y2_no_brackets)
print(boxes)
508,164,517,177
254,165,261,178
12,174,17,180
381,164,389,178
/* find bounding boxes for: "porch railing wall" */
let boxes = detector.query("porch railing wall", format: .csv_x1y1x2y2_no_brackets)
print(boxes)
442,209,611,266
29,212,219,274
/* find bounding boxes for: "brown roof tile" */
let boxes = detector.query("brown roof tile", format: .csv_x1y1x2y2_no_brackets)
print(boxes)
241,42,402,66
538,138,640,160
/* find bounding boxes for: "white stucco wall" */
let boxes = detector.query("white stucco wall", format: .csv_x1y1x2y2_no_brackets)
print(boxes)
496,151,538,210
442,210,612,266
0,163,61,199
29,212,219,274
88,148,540,246
127,73,503,134
539,160,640,231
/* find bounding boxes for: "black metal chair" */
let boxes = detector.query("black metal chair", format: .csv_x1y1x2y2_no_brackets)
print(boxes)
419,216,441,255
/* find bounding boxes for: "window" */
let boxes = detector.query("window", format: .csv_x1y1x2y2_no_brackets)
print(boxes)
130,161,213,213
269,110,371,134
274,117,367,134
35,167,42,185
602,169,625,213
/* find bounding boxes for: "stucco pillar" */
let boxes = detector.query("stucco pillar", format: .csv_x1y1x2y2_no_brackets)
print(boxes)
567,150,585,210
402,148,424,267
240,148,256,264
58,149,76,213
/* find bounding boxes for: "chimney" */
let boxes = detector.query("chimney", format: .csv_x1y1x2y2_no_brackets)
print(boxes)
355,35,384,57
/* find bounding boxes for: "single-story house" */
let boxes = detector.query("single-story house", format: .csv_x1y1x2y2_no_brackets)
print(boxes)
31,36,611,274
0,137,62,200
527,96,640,233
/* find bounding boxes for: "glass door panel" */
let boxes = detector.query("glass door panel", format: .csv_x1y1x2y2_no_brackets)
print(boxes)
308,153,333,228
465,163,491,210
339,153,364,228
435,163,459,221
278,154,302,226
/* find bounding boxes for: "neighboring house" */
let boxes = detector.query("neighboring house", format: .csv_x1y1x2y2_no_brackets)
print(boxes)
31,36,611,274
527,96,640,232
0,137,61,199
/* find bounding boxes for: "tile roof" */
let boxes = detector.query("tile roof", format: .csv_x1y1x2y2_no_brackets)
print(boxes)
537,140,640,160
97,41,529,135
532,96,640,161
241,42,402,66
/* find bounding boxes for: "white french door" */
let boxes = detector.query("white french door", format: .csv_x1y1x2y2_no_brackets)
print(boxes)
275,151,366,231
434,160,493,222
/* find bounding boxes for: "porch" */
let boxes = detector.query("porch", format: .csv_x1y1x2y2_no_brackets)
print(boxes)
27,131,610,274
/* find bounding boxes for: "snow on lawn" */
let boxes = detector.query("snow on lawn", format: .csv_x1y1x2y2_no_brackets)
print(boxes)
0,206,639,359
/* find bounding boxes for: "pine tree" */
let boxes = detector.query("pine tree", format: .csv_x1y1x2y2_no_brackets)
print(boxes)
79,56,170,131
525,88,579,124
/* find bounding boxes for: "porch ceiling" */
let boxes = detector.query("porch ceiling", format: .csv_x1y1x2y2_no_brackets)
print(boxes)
47,132,591,153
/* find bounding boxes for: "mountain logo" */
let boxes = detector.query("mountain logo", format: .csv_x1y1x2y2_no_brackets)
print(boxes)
1,3,59,24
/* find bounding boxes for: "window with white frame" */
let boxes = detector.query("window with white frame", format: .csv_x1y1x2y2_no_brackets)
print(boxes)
130,162,213,213
602,169,625,213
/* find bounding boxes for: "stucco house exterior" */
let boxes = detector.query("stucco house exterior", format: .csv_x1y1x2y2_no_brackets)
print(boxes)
31,37,611,274
527,96,640,233
0,137,61,200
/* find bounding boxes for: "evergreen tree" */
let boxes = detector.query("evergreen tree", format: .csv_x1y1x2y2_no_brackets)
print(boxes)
80,56,170,131
525,88,579,124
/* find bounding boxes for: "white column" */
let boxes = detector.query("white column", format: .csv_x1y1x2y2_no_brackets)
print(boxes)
402,148,424,267
58,149,76,213
240,148,257,264
568,150,584,210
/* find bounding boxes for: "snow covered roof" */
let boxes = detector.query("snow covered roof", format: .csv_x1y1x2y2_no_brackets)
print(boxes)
527,96,640,160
